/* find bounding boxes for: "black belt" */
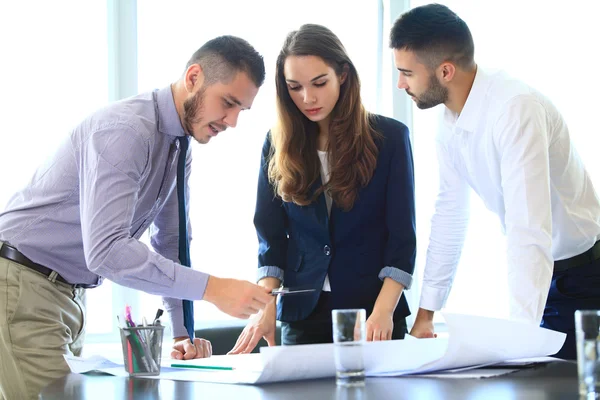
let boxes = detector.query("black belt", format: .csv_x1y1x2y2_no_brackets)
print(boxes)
554,240,600,273
0,243,96,288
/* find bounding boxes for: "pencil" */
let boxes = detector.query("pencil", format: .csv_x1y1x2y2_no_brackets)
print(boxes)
170,363,234,371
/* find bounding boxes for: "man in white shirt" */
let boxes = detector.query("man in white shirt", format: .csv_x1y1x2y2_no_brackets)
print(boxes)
390,3,600,359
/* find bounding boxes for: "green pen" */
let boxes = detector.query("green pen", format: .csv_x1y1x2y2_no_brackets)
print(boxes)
170,363,234,371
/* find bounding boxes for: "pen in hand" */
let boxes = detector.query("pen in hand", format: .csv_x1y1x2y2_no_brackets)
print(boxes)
270,287,316,296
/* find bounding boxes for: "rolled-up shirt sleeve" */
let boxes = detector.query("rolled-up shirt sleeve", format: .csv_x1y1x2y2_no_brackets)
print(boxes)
379,122,416,289
254,133,287,284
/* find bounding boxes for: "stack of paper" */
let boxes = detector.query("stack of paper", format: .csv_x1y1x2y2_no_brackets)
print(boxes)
65,312,566,384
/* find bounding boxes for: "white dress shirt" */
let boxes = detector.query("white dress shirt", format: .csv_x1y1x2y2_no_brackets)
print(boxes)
318,149,332,291
421,67,600,324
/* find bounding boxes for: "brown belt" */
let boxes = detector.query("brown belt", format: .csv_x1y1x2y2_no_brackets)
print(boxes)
554,240,600,273
0,243,97,288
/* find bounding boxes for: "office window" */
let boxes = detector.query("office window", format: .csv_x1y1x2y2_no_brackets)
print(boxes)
408,0,600,319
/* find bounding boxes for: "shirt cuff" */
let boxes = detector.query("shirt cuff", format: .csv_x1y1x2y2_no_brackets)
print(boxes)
172,266,209,301
419,284,452,311
162,298,188,339
257,266,284,283
378,266,413,289
162,267,209,339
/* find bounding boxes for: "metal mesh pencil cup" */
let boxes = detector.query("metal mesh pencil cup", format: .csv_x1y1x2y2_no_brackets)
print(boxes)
119,325,164,376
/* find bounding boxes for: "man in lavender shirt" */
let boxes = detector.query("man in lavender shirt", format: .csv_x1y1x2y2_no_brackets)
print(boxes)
0,36,273,399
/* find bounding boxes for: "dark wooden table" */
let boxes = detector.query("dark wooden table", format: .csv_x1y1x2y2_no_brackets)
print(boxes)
40,361,581,400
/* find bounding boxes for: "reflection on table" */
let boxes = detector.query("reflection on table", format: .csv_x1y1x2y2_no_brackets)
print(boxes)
41,361,580,400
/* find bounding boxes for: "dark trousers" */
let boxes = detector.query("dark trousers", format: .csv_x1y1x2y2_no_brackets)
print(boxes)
542,258,600,360
281,292,407,345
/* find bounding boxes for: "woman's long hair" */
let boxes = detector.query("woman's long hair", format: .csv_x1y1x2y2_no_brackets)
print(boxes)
268,24,380,212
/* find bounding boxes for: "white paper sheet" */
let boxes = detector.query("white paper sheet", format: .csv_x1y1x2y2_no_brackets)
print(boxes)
64,354,264,383
363,336,448,374
406,313,565,375
158,368,262,384
63,354,129,377
65,312,566,384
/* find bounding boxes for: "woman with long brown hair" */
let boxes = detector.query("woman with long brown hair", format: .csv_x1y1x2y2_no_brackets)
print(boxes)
230,24,416,352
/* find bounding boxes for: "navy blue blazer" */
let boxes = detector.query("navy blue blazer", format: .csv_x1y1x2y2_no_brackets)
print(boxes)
254,114,416,323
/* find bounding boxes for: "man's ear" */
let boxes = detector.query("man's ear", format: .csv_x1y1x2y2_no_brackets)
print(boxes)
439,62,456,83
185,64,205,92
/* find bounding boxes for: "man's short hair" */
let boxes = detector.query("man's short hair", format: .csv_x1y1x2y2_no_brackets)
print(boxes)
186,36,265,87
390,3,475,70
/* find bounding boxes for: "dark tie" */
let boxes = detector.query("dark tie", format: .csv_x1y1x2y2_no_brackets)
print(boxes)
177,135,194,340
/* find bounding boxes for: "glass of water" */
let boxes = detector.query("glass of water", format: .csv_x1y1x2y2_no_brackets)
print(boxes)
575,310,600,397
332,309,366,386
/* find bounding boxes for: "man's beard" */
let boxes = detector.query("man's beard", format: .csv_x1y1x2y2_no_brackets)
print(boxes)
412,74,448,110
182,87,206,137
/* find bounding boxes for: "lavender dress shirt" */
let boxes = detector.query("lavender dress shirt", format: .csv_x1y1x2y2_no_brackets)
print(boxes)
0,86,208,338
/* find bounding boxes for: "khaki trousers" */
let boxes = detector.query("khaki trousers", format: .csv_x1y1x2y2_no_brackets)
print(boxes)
0,252,86,400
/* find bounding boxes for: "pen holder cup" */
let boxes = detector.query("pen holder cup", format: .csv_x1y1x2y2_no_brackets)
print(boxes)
119,325,164,376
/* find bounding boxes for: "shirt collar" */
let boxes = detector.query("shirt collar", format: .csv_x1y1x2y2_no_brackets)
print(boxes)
155,85,186,138
443,66,490,134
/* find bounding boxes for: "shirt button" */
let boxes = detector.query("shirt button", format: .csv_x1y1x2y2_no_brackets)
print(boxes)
323,245,331,256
